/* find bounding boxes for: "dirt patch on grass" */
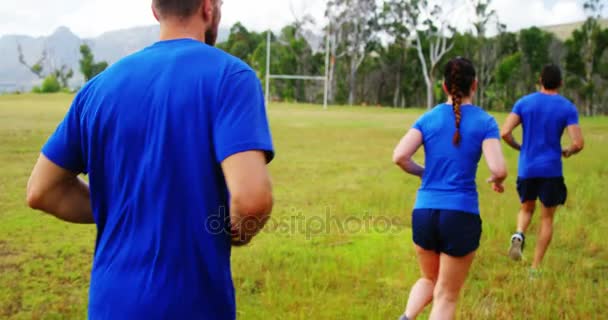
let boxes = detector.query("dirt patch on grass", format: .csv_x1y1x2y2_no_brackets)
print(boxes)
0,240,21,274
0,240,17,259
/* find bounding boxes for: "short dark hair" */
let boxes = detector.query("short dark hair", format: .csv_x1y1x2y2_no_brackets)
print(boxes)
153,0,203,18
541,64,562,90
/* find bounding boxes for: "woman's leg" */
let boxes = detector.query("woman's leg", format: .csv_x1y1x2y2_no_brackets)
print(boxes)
403,245,440,319
429,252,476,320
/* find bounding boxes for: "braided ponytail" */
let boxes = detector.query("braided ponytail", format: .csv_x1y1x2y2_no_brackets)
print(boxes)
444,57,476,147
451,88,462,146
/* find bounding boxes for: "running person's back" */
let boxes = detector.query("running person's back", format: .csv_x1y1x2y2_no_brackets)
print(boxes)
26,1,274,319
501,64,584,270
393,57,507,320
415,104,501,214
76,39,270,319
514,92,578,178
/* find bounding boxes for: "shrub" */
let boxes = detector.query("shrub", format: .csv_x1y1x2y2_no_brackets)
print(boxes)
41,75,61,93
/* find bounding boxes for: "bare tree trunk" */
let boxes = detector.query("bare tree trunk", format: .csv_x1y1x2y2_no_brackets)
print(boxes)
393,70,402,107
328,57,335,102
478,43,486,107
415,31,453,109
349,57,356,105
415,32,432,109
393,48,405,107
426,75,434,109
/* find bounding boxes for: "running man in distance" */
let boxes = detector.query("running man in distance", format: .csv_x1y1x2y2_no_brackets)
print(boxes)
501,64,584,272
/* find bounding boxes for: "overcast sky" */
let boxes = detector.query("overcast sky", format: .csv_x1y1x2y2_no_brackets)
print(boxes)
0,0,605,38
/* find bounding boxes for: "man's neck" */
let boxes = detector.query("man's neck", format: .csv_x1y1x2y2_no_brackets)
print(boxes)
540,88,559,95
158,18,206,42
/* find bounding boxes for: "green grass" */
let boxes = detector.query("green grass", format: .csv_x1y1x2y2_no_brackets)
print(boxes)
0,94,606,319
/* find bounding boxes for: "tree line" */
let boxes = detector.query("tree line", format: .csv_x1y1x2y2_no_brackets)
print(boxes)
218,0,608,115
18,44,108,94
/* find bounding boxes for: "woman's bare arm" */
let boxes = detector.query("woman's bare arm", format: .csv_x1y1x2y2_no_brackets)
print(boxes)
393,129,425,178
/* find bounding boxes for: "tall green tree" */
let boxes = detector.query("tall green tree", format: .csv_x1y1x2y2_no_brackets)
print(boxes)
565,20,608,115
518,27,554,90
407,0,455,109
327,0,378,105
470,0,505,108
493,52,524,110
564,0,608,115
51,65,74,88
218,23,264,63
17,44,46,79
381,0,412,107
18,44,74,91
79,44,108,82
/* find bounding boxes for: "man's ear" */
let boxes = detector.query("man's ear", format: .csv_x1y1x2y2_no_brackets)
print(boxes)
152,4,160,22
201,0,214,23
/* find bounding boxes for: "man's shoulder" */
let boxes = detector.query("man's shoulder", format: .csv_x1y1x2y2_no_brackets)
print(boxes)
196,44,253,73
183,43,254,76
112,41,255,77
555,94,576,108
512,92,540,115
518,92,540,104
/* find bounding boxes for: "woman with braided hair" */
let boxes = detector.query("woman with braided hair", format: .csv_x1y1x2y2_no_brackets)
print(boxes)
392,57,507,320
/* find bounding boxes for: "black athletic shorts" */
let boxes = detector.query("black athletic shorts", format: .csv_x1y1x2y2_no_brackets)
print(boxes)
517,177,567,207
412,209,482,257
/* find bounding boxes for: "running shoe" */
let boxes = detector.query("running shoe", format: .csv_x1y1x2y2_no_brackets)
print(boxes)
509,232,525,261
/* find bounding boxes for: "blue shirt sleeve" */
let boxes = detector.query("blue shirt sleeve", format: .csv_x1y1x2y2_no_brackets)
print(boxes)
213,70,274,163
512,98,524,117
41,95,86,173
566,103,579,126
412,113,427,132
484,116,500,140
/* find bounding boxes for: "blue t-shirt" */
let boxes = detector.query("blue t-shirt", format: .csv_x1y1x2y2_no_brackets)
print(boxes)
412,104,500,214
42,39,274,320
512,92,579,178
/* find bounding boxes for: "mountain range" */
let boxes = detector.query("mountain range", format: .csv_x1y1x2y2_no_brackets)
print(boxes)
0,25,229,93
1,19,606,93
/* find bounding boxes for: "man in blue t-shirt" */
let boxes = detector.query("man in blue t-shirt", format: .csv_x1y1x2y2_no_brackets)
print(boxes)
26,1,274,319
501,64,584,271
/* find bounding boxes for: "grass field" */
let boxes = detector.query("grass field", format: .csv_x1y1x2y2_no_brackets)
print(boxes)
0,93,606,319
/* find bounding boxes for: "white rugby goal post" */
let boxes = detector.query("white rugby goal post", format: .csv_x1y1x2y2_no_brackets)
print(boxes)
264,29,330,109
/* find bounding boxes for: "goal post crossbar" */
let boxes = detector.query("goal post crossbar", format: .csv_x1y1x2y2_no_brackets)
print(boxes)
269,75,326,81
265,27,331,109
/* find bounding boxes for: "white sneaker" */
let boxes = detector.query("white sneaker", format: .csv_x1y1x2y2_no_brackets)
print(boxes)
509,233,525,261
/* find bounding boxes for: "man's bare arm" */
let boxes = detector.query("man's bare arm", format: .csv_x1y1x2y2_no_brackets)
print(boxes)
500,113,522,151
221,151,273,246
26,154,93,224
563,124,584,158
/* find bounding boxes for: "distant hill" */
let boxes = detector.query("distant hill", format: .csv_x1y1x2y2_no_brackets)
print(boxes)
540,18,608,41
0,26,229,93
1,18,606,93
